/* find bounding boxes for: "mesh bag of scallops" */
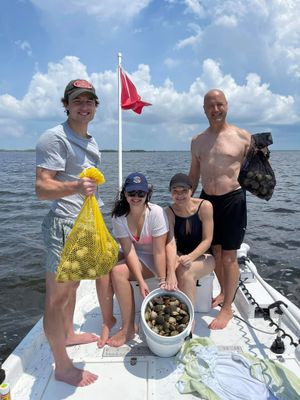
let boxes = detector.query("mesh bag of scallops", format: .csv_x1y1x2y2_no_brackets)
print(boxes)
56,167,119,282
238,132,276,201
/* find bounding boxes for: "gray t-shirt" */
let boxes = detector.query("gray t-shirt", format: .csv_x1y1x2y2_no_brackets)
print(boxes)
36,121,102,219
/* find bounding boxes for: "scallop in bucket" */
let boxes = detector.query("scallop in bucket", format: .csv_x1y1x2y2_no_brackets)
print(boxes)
140,288,194,357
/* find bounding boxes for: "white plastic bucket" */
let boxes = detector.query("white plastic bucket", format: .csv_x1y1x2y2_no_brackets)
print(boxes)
140,288,194,357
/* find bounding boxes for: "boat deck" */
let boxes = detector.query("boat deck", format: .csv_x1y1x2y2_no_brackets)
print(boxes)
4,278,300,400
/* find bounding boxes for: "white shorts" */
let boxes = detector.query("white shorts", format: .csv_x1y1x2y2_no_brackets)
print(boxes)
119,250,156,276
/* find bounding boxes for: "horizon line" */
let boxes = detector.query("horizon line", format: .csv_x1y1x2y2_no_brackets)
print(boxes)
0,148,300,153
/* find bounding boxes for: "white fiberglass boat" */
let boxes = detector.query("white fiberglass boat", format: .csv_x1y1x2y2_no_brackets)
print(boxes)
2,243,300,399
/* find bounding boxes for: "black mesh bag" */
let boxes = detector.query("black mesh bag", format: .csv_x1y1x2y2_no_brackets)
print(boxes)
238,132,276,201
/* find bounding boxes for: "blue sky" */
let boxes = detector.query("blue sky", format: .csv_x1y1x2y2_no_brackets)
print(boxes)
0,0,299,150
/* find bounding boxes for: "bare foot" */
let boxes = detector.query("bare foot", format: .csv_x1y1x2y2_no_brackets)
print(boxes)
66,332,99,346
211,293,224,308
55,365,98,387
107,328,135,347
97,316,117,348
208,308,233,330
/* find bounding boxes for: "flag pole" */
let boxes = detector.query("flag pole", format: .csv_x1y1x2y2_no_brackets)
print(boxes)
118,52,123,194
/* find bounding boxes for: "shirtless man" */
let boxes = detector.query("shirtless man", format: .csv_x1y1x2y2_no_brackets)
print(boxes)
36,79,114,386
189,89,251,330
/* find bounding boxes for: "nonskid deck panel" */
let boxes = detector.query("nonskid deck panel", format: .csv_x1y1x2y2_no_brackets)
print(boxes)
5,278,300,400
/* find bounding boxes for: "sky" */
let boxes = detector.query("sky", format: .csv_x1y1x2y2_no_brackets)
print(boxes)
0,0,300,151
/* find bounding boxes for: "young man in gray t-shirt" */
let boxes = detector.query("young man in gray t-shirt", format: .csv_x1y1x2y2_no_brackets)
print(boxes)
36,79,113,387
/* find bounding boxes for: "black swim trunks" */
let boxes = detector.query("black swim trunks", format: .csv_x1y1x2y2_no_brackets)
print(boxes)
200,188,247,250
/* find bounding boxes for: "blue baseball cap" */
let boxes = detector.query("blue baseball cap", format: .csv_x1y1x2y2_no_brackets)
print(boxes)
124,173,149,192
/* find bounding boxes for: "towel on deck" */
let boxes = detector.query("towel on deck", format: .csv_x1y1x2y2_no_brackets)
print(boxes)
175,337,300,400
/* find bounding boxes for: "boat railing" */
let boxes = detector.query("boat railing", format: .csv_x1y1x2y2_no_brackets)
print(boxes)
245,258,300,334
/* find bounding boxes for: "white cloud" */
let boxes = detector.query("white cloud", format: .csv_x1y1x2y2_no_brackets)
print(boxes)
184,0,247,20
164,57,180,68
0,56,94,120
175,24,203,49
184,0,205,18
178,0,300,80
0,119,25,138
0,56,298,149
30,0,152,21
15,40,32,56
190,59,297,125
214,15,238,28
268,0,300,79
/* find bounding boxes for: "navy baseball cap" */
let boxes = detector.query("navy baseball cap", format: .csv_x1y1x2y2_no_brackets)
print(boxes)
124,173,149,192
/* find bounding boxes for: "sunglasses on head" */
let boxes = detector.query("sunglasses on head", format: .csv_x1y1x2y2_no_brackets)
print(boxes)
126,190,147,198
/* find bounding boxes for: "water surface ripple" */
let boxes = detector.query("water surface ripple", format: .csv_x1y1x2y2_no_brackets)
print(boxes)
0,150,299,363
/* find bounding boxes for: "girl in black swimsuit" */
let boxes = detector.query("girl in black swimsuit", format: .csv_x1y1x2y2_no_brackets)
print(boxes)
164,173,215,308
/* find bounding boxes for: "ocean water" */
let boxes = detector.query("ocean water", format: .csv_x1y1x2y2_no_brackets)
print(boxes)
0,150,299,364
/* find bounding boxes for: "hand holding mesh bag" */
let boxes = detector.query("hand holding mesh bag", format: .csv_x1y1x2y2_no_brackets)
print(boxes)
56,167,118,282
238,132,276,201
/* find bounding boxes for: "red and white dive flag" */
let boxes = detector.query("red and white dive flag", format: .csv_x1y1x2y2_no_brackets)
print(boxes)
120,67,152,114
